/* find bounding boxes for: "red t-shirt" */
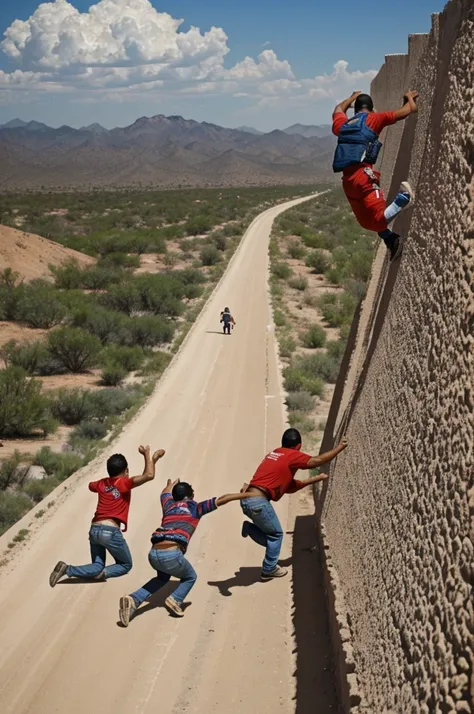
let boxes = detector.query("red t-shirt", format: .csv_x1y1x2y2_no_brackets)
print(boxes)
89,476,136,531
249,447,313,501
332,111,397,176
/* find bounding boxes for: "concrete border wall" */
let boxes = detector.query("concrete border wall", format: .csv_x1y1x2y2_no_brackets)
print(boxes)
318,1,474,711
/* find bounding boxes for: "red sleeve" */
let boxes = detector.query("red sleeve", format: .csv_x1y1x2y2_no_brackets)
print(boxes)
88,481,99,493
332,112,347,136
365,111,397,135
290,451,313,471
287,479,306,494
116,477,135,493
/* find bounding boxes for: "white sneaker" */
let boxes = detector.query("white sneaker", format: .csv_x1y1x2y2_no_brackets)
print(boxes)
400,181,415,203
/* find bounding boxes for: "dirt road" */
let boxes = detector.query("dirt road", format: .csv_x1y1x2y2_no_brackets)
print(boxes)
0,193,337,714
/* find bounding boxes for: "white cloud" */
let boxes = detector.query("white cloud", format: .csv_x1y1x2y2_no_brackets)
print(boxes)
0,0,376,106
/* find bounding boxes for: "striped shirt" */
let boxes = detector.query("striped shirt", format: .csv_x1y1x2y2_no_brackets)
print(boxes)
151,492,217,551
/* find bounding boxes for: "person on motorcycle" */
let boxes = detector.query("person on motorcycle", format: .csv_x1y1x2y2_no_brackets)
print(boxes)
220,307,236,335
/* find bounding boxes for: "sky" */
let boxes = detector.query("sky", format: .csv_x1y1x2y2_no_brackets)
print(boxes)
0,0,447,131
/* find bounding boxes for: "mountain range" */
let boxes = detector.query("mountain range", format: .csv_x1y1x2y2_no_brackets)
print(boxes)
0,116,336,190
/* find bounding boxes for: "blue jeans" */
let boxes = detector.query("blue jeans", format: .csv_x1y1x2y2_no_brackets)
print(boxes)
66,525,133,580
241,497,283,573
130,547,197,606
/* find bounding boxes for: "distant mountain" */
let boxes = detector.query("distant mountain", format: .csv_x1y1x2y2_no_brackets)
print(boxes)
236,126,264,135
1,119,50,132
0,114,336,190
283,123,332,139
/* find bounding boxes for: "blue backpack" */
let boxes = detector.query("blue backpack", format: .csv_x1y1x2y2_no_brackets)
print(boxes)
332,113,382,173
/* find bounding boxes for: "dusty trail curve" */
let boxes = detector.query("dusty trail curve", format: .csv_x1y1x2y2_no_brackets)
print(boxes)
0,192,333,714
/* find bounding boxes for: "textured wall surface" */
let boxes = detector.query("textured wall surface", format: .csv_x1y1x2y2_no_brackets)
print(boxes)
319,1,474,711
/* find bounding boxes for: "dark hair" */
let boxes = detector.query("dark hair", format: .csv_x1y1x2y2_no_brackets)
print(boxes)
107,453,128,477
281,428,302,449
172,482,194,501
354,93,374,113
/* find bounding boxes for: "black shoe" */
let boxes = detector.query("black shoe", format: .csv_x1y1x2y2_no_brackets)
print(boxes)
388,235,404,261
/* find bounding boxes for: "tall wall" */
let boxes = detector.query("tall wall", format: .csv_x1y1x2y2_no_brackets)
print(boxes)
318,1,474,711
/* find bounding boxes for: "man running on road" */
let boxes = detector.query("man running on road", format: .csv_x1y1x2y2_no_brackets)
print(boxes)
119,477,250,625
49,445,165,587
332,89,419,260
220,307,236,335
241,428,348,580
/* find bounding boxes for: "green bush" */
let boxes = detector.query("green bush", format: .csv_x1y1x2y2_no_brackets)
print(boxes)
33,447,84,480
301,324,327,349
305,250,330,273
0,367,55,438
285,391,315,412
81,266,123,290
327,338,347,361
51,259,83,289
23,476,60,504
211,232,227,251
0,452,30,490
319,292,357,328
288,411,314,433
0,491,33,535
140,351,172,376
101,345,144,372
97,252,140,270
51,388,92,425
48,328,101,372
104,283,141,316
288,276,308,291
283,367,325,397
186,215,214,235
294,352,340,384
125,315,174,347
135,274,184,317
16,280,66,329
2,340,49,375
279,335,296,359
87,388,136,421
200,245,221,266
73,306,126,344
286,241,306,259
74,420,108,441
101,362,127,386
273,310,287,328
271,262,292,280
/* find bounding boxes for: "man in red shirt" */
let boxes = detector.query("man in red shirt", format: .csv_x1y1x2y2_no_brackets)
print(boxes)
332,89,419,260
49,445,165,587
241,428,348,580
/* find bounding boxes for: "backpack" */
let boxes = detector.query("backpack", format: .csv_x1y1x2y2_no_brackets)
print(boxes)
332,113,382,173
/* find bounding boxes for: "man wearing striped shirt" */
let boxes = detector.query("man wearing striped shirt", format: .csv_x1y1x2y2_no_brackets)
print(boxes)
119,479,248,625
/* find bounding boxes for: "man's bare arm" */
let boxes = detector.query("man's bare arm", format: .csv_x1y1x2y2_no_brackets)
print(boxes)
333,91,362,116
393,90,419,121
131,446,166,487
216,492,250,507
306,438,348,469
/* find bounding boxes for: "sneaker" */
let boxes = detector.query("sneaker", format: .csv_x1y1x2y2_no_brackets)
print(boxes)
388,235,405,262
261,565,288,582
241,521,251,538
119,595,137,627
49,561,68,588
165,596,185,617
400,181,415,203
93,571,106,582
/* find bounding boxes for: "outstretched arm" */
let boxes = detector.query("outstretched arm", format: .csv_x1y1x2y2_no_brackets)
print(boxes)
393,90,419,121
306,438,348,469
333,91,362,117
131,446,166,487
216,492,250,507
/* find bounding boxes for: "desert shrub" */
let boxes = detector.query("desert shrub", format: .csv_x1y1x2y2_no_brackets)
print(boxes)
319,292,357,328
305,250,330,273
51,388,92,425
271,262,292,280
301,231,327,250
73,420,108,441
124,315,174,347
200,245,221,266
288,411,314,433
100,362,127,386
211,232,227,251
139,351,172,376
285,391,315,413
135,274,184,317
0,367,55,437
23,476,60,504
1,340,49,374
101,345,144,372
283,366,325,397
87,388,136,421
33,447,84,480
0,491,33,535
81,266,123,290
97,252,140,270
103,283,141,316
0,452,30,490
342,278,366,300
16,280,66,329
301,324,327,349
51,259,83,289
279,335,296,359
48,328,101,372
286,241,306,259
273,310,287,328
288,276,308,291
174,268,207,285
294,352,340,384
72,306,126,344
0,270,24,320
327,339,346,361
186,215,214,235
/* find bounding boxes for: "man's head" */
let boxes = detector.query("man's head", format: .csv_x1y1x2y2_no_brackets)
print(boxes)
107,453,128,478
281,428,302,450
172,482,194,501
354,93,374,113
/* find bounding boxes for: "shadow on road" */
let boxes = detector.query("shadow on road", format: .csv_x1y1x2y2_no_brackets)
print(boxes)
208,557,292,596
205,330,231,336
115,582,193,628
291,514,340,714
